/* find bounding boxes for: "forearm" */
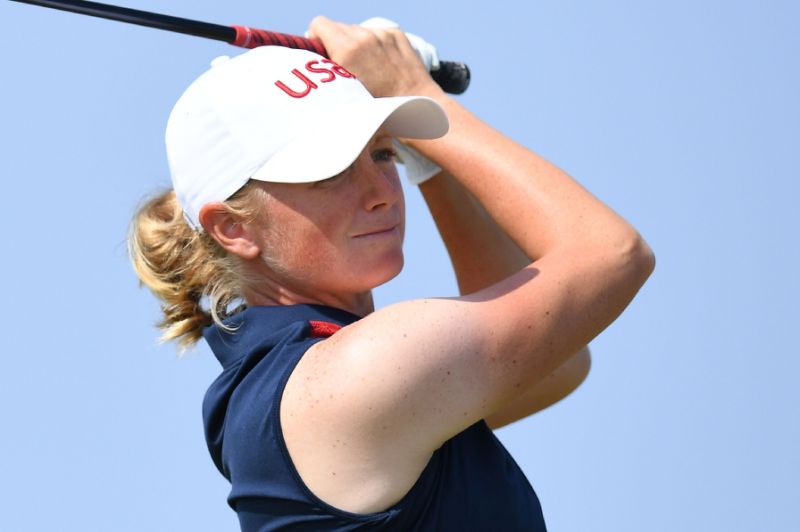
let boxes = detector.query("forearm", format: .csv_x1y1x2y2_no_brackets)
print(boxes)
420,173,593,422
419,171,529,295
310,16,642,261
405,92,644,260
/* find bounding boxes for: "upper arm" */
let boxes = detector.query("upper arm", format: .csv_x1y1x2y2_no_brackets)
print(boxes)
292,240,649,456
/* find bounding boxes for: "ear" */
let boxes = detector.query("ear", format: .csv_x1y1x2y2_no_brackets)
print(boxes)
198,203,262,260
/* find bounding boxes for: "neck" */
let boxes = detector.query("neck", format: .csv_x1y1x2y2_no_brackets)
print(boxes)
243,274,375,317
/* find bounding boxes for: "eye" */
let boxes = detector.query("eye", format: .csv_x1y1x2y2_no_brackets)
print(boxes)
372,147,398,163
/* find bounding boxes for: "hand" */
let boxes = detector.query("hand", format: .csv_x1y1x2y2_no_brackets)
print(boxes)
307,16,443,99
359,17,440,73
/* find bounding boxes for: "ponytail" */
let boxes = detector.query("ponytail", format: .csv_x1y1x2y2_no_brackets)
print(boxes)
128,188,261,350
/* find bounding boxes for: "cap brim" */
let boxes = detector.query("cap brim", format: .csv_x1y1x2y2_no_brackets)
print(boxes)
250,96,448,184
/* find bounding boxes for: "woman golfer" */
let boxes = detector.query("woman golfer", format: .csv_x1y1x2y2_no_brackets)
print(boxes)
130,16,654,531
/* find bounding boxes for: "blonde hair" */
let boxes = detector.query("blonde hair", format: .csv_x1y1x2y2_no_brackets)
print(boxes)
128,183,266,351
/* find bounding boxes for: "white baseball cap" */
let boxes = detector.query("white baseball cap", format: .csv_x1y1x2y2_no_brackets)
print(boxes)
165,46,449,228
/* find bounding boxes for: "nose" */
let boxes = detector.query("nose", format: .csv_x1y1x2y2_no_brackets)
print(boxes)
352,150,401,212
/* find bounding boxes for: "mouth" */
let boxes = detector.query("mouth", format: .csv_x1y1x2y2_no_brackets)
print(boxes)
351,224,400,238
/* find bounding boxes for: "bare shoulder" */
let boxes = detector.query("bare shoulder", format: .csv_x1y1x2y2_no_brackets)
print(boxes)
280,248,647,512
279,291,517,512
279,296,497,513
280,324,439,514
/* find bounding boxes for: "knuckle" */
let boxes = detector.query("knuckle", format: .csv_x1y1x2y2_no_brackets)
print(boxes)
309,15,330,29
356,27,380,43
355,31,376,46
381,28,409,50
386,27,406,39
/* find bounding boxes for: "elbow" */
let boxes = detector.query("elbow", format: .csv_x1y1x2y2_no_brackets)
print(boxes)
571,346,592,392
616,231,656,285
546,346,592,405
551,346,592,401
632,235,656,282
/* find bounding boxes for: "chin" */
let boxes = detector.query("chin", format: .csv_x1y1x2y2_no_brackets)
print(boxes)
354,251,404,290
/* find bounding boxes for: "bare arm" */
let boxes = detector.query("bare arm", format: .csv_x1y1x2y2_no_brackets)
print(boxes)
485,346,591,429
419,171,531,293
420,171,592,422
287,19,656,507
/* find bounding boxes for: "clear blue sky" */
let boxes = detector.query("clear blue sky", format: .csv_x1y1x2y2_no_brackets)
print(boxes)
2,1,797,530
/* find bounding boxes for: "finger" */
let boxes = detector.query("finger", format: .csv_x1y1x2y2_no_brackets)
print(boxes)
307,15,348,44
309,17,380,67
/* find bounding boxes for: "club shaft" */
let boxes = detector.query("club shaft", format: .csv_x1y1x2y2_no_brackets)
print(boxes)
10,0,237,42
10,0,471,93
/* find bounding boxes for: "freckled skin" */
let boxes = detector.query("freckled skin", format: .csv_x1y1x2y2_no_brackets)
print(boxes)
244,131,405,316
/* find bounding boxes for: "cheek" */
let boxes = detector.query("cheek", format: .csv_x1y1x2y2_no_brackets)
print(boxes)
257,174,405,289
260,208,349,279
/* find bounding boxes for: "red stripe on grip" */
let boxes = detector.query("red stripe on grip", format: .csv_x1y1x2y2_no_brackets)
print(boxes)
231,25,327,56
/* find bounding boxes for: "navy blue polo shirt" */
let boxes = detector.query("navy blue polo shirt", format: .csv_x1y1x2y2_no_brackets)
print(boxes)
202,304,547,531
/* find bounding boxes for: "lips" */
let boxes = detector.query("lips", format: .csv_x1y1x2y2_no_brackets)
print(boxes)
352,223,400,238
